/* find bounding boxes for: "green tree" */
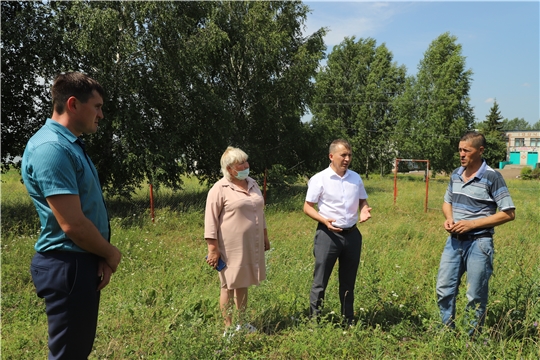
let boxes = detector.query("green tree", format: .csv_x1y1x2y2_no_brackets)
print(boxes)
532,119,540,130
501,117,532,131
1,1,325,195
480,101,507,168
310,37,406,178
394,32,474,176
190,1,326,183
1,2,67,172
483,100,503,132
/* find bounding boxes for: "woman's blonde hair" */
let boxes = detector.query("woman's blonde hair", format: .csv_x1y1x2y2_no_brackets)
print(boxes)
220,146,248,181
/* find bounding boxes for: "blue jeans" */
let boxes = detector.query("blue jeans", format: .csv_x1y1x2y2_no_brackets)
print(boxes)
436,235,494,335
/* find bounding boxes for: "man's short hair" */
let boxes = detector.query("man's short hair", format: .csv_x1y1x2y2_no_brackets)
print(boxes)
52,72,104,115
460,131,486,149
329,139,351,154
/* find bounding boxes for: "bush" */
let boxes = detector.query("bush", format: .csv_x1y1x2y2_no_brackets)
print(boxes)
520,166,540,180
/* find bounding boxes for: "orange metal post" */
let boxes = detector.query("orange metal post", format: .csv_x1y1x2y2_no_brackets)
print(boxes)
263,168,267,205
149,183,155,223
393,159,399,204
424,160,430,212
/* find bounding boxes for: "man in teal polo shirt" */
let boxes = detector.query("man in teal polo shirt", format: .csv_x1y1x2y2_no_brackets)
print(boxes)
22,72,122,359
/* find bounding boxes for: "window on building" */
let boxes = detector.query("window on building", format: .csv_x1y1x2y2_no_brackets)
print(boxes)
530,138,540,147
514,138,525,146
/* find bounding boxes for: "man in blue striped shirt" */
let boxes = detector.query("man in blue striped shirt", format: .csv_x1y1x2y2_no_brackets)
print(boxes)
22,72,122,359
436,131,515,337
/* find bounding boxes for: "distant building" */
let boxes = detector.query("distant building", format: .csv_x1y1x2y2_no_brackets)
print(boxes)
504,130,540,168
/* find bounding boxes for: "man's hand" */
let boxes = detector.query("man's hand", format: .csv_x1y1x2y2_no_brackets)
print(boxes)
97,260,113,291
359,206,372,223
325,218,342,231
449,220,476,234
444,219,455,232
105,245,122,273
358,199,372,223
304,201,340,231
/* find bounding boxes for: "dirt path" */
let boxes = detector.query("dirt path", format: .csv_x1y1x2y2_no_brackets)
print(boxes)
496,167,523,180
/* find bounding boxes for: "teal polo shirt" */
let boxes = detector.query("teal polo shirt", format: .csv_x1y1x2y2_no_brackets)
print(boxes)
21,119,110,252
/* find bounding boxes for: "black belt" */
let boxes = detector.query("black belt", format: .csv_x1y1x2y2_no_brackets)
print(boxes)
453,233,491,241
338,225,357,234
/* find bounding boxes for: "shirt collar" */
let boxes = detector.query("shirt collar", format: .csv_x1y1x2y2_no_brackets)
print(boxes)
326,165,349,179
45,118,80,145
457,159,487,179
223,176,256,191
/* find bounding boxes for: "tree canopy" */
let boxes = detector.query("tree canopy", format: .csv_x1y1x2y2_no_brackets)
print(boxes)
478,101,507,168
1,1,326,195
500,117,533,131
6,3,525,190
310,37,406,177
394,32,475,175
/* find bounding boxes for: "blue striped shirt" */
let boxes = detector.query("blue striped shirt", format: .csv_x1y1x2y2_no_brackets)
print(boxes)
444,160,515,236
21,119,110,252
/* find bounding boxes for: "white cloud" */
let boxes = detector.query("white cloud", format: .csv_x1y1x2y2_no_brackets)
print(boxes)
484,98,495,103
304,2,414,49
521,83,531,87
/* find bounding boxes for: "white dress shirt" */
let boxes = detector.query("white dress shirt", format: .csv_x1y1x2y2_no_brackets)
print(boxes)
305,166,368,228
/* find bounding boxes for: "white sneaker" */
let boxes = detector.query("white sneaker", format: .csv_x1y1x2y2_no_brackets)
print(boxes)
223,326,237,338
224,323,257,337
242,323,257,333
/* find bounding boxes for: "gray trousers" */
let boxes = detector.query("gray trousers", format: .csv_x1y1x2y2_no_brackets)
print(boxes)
309,223,362,321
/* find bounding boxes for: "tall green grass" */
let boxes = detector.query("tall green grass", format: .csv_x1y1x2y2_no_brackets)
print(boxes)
2,171,539,359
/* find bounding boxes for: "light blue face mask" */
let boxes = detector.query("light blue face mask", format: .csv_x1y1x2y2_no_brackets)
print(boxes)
235,168,250,180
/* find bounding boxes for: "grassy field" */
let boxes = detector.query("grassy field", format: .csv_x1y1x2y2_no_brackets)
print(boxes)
2,170,539,359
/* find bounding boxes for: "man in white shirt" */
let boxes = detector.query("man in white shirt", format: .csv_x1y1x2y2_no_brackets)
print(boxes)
304,139,372,325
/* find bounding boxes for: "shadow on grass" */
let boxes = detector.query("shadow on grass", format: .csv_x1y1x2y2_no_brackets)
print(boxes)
105,190,209,228
255,302,429,335
1,202,40,235
3,180,398,233
360,302,428,331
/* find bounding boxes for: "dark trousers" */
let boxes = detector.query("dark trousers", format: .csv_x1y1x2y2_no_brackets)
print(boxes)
31,251,101,360
309,223,362,321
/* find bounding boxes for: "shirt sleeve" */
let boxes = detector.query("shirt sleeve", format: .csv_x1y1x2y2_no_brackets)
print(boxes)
357,176,368,199
443,178,453,204
305,173,323,203
490,173,515,211
31,142,80,197
204,183,224,240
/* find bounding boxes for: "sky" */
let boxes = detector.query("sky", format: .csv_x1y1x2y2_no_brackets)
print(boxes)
302,1,539,125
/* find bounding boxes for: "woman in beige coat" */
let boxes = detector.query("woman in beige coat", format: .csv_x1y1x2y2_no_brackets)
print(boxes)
205,147,270,333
